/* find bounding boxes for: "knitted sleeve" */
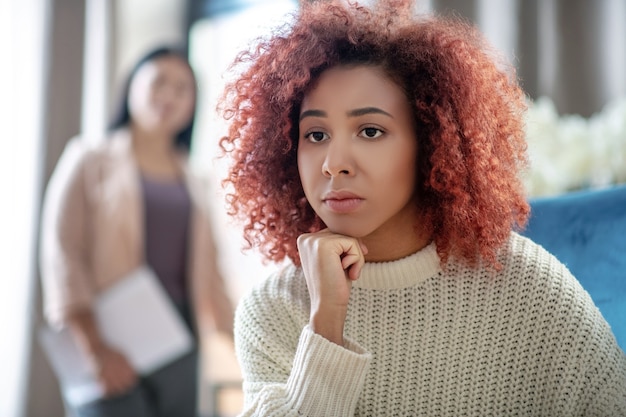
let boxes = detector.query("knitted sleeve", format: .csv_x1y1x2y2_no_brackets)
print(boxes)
234,269,372,416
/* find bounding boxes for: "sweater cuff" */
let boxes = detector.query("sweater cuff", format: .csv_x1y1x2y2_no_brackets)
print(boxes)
285,325,371,416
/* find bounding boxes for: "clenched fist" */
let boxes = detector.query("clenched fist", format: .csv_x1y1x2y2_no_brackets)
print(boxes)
297,229,368,345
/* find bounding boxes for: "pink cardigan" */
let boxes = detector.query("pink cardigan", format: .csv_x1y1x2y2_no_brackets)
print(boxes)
39,130,234,339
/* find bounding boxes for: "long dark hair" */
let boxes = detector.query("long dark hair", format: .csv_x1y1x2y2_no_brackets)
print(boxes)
108,45,197,151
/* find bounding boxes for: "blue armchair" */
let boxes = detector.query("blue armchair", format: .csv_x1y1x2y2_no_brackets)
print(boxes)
521,184,626,349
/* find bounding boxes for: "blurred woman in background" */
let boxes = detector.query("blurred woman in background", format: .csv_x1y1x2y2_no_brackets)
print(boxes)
39,45,234,417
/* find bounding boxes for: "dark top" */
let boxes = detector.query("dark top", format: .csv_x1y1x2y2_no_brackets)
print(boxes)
140,174,191,306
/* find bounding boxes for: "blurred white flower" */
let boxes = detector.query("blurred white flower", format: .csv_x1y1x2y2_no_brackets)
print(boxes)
523,96,626,197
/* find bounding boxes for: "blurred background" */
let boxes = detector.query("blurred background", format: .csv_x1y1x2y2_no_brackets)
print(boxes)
1,0,624,416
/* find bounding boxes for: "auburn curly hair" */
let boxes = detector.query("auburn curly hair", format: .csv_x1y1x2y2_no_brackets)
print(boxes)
218,0,529,269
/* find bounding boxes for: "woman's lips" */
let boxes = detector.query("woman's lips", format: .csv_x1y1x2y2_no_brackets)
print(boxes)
322,191,364,213
324,198,363,213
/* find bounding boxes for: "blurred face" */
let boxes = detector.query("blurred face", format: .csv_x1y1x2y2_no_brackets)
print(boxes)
297,65,420,249
127,55,196,136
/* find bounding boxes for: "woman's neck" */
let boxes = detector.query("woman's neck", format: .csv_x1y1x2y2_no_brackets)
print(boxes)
363,230,432,263
362,206,433,263
130,125,173,154
130,125,181,180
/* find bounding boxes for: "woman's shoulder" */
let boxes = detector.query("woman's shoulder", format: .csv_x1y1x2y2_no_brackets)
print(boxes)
446,232,573,288
499,231,572,279
58,132,126,167
236,263,309,325
238,263,309,312
46,136,104,188
234,262,309,349
495,232,605,327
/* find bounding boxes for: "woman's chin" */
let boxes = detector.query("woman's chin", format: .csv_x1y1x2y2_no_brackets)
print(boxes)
324,223,371,239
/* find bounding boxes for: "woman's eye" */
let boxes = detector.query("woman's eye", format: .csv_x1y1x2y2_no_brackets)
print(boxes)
360,127,383,139
305,131,328,143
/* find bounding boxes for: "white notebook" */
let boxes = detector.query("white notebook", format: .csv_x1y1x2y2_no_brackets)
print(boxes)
39,266,194,406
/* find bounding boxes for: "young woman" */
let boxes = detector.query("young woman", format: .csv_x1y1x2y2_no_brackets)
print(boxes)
219,1,626,416
40,46,234,417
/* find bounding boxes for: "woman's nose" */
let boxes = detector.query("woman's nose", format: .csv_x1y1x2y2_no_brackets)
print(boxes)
322,137,355,177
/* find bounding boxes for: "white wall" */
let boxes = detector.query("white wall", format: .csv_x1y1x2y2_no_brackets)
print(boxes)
0,0,50,416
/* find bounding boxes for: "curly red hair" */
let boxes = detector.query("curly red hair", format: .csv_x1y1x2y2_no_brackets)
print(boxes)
219,0,529,269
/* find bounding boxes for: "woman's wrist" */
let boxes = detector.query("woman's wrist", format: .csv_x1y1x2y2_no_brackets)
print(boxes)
309,312,345,346
67,310,109,360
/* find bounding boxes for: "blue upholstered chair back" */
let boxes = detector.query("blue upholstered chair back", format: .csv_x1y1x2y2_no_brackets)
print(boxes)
521,185,626,349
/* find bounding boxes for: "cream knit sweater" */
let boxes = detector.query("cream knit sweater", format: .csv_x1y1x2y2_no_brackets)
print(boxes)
234,233,626,416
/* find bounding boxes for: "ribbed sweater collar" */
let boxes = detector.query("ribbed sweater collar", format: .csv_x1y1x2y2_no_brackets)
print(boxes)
353,242,441,290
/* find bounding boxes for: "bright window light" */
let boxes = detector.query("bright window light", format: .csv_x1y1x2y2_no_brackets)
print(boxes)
0,1,48,417
188,1,297,300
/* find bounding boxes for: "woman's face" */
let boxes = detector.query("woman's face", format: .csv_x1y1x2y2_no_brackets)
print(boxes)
127,55,196,137
297,65,420,250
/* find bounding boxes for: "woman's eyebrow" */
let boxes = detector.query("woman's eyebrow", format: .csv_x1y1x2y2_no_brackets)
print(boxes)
300,107,392,121
299,109,326,121
347,107,393,118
